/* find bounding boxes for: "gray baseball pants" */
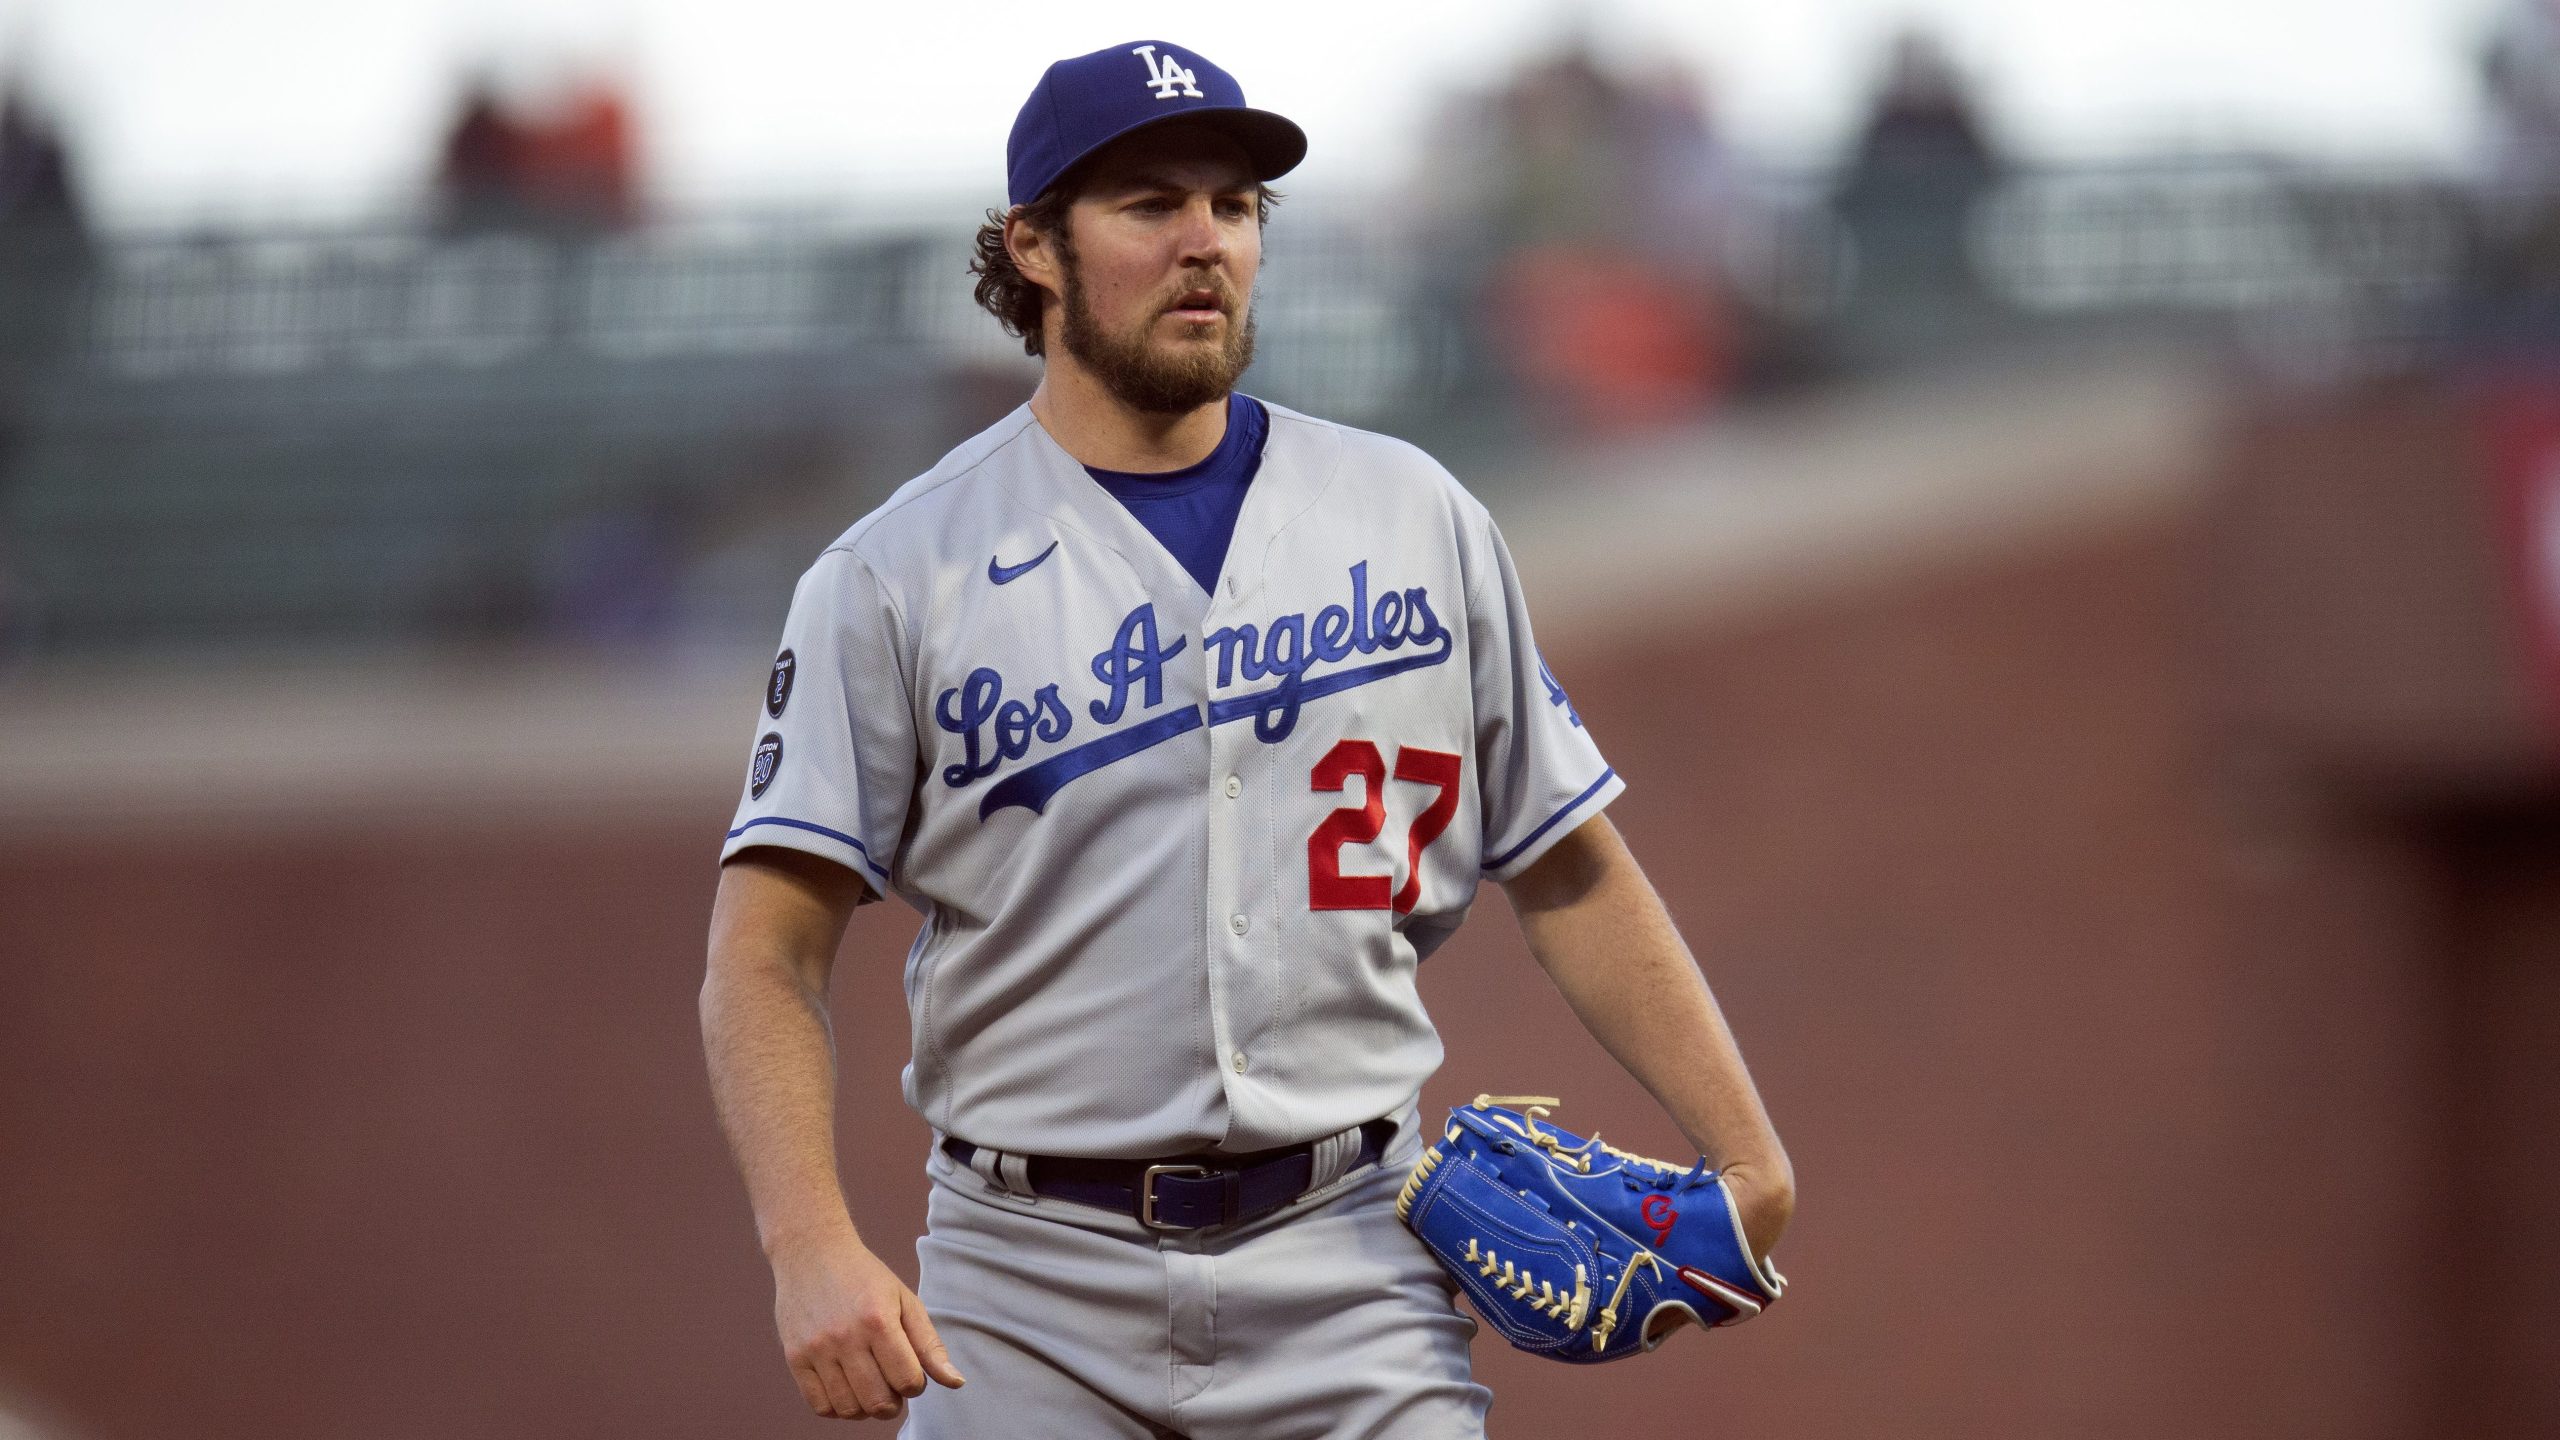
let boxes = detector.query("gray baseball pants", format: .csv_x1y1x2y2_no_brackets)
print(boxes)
900,1112,1491,1438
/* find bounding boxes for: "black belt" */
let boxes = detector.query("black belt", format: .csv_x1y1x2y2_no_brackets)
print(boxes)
942,1119,1395,1231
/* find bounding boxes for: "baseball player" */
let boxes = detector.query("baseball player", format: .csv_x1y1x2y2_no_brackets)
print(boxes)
699,40,1793,1436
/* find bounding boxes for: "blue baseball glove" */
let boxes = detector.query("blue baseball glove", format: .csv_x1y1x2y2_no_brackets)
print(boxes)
1395,1095,1786,1363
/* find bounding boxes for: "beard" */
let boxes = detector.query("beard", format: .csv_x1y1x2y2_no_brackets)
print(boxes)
1058,256,1257,416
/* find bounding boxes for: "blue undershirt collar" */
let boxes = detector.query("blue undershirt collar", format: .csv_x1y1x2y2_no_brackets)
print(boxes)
1082,392,1269,596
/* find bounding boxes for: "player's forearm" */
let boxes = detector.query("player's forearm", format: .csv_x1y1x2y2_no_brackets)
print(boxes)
1524,896,1792,1190
1506,819,1794,1251
700,938,866,1259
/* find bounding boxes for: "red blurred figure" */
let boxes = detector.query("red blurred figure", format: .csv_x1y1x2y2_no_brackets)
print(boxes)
518,82,640,229
436,71,641,232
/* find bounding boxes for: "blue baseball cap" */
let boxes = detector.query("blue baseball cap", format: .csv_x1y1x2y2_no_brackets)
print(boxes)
1006,40,1307,208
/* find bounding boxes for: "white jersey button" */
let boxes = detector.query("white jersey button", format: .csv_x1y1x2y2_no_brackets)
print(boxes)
1229,913,1250,936
1224,775,1242,799
1232,1051,1249,1074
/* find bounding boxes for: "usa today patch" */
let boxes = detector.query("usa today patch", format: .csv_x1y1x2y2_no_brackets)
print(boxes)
750,732,784,799
767,649,796,718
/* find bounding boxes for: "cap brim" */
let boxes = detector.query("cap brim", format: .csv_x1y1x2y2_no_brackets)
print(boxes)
1051,107,1308,197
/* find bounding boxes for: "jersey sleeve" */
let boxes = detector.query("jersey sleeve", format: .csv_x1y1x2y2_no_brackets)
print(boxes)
1466,509,1627,883
720,547,916,899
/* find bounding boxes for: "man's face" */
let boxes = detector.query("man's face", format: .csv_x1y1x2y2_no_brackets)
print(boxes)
1045,128,1263,415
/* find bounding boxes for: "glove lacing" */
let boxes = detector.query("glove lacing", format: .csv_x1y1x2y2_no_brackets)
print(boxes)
1588,1249,1665,1352
1474,1095,1701,1187
1443,1236,1658,1352
1457,1237,1590,1328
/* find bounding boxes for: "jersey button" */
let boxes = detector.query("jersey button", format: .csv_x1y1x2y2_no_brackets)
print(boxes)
1224,775,1242,799
1232,1051,1249,1074
1229,913,1250,936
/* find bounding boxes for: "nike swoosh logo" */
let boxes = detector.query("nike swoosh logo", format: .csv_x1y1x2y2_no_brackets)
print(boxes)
987,541,1059,585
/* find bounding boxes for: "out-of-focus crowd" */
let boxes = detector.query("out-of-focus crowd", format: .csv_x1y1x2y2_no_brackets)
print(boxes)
4,9,2560,663
1417,27,2007,426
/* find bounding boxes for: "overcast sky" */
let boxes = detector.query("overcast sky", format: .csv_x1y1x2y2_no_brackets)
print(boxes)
0,0,2516,226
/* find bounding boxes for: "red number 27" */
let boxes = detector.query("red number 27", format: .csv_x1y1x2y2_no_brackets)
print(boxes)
1307,740,1462,914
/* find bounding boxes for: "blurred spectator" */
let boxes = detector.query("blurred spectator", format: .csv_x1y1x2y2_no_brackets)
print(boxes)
0,88,80,231
436,72,642,233
1830,28,2006,362
2478,0,2560,303
1477,44,1629,248
1421,38,1748,431
436,77,529,231
0,81,88,491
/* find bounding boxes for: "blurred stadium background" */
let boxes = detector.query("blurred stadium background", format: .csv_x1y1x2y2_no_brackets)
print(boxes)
5,1,2559,1436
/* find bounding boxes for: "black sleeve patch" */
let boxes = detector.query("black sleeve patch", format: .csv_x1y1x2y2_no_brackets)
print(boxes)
766,649,797,718
749,732,785,799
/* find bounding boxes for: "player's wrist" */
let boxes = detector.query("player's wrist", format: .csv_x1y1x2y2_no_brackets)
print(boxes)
1712,1158,1796,1259
758,1209,865,1266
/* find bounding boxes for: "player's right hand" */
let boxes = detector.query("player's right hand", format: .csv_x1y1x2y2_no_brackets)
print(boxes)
770,1232,966,1421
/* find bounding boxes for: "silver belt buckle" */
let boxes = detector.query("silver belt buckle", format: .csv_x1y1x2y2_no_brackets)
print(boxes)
1140,1163,1213,1230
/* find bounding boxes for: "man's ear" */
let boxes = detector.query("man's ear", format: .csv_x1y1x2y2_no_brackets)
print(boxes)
1006,211,1065,302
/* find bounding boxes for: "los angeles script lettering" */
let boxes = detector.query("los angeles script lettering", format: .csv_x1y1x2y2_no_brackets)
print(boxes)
933,561,1449,790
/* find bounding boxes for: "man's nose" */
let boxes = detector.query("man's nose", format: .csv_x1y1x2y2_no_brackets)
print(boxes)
1173,197,1228,265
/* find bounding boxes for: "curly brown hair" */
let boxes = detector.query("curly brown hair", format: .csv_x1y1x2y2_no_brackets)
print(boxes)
969,183,1281,358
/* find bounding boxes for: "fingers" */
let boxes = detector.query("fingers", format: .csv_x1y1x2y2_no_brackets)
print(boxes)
790,1329,906,1420
872,1318,929,1403
834,1344,908,1421
851,1287,963,1402
903,1291,967,1389
801,1353,864,1420
789,1362,834,1418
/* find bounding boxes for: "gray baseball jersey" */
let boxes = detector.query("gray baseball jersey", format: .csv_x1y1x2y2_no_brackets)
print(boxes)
721,398,1621,1160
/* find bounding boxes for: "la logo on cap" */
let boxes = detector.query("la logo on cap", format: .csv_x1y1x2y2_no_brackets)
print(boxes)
1133,44,1203,100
